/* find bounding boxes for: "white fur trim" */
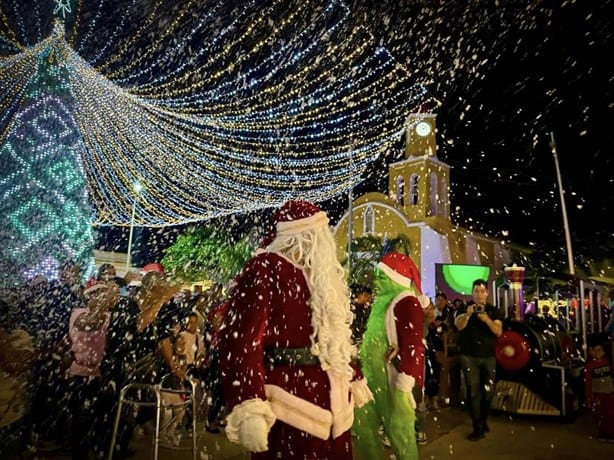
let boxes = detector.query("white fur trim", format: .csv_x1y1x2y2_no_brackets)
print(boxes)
385,291,412,349
277,211,329,235
265,385,333,440
238,415,269,452
351,378,374,408
395,372,416,394
417,294,431,310
225,398,276,445
328,371,354,439
377,262,413,288
387,363,399,394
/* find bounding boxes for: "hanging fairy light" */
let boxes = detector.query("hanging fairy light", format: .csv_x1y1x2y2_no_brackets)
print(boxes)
0,0,431,229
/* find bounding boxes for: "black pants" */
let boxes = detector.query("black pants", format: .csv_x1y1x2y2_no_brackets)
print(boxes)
459,355,496,431
67,376,103,460
30,360,69,443
204,355,225,425
424,348,441,398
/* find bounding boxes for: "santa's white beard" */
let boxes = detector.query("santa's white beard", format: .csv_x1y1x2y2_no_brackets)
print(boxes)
268,225,355,383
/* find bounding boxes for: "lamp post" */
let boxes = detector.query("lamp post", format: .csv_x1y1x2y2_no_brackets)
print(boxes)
126,181,144,272
550,132,575,276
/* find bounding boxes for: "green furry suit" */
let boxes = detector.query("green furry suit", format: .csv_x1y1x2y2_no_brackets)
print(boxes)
353,268,423,460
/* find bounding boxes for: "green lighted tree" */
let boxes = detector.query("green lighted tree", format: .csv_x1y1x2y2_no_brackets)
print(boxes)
161,226,253,284
0,31,95,285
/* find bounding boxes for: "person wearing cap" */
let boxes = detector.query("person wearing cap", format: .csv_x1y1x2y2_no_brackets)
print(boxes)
219,200,372,459
455,278,503,441
353,251,428,460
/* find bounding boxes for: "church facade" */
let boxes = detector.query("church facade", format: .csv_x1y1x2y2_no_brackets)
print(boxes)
333,113,512,298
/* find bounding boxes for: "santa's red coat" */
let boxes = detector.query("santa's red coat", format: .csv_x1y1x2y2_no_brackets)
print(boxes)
219,251,354,459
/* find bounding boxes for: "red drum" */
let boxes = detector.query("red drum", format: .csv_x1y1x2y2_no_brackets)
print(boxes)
496,330,531,371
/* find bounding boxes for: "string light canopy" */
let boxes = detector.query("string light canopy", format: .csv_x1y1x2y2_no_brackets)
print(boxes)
1,0,430,230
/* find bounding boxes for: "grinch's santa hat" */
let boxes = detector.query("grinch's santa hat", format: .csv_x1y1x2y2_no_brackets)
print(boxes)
378,252,430,308
261,200,329,247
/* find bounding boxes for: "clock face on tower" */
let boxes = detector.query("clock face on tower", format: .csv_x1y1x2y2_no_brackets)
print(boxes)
415,121,432,137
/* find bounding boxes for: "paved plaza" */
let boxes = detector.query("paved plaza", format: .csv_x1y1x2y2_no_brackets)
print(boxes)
37,404,613,459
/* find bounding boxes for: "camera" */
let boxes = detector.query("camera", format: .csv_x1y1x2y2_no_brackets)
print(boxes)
474,305,485,313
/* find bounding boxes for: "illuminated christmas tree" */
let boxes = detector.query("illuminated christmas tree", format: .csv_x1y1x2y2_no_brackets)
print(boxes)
0,22,95,284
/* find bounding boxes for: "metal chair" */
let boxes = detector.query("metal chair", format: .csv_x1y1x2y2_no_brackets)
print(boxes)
108,375,198,460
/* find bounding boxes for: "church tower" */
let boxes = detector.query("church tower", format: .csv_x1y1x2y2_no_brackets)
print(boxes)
388,113,451,231
333,110,512,298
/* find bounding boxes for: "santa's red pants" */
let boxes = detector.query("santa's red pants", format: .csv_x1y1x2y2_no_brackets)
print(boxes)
252,421,352,460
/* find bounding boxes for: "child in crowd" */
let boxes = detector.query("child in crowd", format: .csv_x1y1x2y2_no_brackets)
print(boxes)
179,312,206,374
584,342,614,442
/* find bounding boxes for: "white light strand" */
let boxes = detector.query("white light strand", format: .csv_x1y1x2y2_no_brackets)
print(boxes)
0,0,432,227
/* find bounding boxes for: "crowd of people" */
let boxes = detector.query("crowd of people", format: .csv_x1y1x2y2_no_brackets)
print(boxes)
0,261,229,459
2,199,614,460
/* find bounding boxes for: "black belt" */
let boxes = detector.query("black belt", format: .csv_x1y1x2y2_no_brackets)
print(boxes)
264,347,320,367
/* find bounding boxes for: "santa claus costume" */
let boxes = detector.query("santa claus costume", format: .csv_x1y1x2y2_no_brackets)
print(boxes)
219,200,372,460
353,252,428,460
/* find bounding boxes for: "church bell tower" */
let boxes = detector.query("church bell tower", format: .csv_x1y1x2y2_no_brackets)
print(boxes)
388,113,451,227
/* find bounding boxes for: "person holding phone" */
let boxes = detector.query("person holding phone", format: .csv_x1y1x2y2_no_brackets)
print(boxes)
455,279,503,441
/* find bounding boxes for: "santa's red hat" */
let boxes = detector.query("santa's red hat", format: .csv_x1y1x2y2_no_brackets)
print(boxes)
377,252,422,294
261,200,329,247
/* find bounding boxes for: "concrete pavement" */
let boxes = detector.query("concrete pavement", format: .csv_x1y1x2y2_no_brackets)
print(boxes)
418,406,612,460
41,406,612,459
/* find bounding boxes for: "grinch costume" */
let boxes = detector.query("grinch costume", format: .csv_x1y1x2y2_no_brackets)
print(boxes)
220,201,372,460
354,252,427,460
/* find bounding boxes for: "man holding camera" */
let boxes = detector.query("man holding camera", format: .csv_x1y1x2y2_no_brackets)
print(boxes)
455,279,503,441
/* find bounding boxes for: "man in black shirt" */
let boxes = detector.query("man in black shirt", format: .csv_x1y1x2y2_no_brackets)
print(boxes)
455,279,503,441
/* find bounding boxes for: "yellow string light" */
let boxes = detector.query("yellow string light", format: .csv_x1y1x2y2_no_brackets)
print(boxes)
0,0,432,228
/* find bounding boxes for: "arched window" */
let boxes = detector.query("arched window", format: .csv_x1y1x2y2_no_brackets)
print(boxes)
430,173,438,216
440,180,448,217
396,175,405,206
409,174,419,205
364,206,375,234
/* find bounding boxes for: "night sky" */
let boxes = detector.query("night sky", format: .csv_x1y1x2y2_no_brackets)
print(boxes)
104,0,614,274
349,0,613,271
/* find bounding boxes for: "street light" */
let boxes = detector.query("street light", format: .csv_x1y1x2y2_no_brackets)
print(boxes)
126,181,144,272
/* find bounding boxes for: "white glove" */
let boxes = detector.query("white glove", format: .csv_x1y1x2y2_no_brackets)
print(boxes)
238,415,269,452
351,378,374,408
394,372,416,409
